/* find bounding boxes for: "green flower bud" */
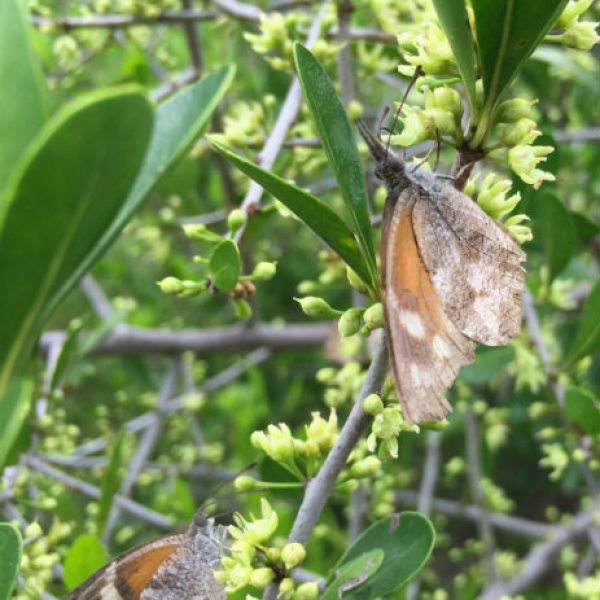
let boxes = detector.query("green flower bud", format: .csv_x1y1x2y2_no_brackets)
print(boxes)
182,223,222,242
504,214,533,244
252,261,277,281
294,296,342,318
350,455,382,478
347,100,364,121
316,367,337,384
338,307,365,337
227,208,246,235
346,267,371,295
500,118,541,146
363,393,384,415
363,303,384,330
157,276,184,295
561,21,600,50
508,144,555,189
293,582,320,600
427,87,463,120
279,577,295,597
297,280,318,295
495,98,537,123
233,299,253,321
234,475,258,491
281,542,306,569
250,567,276,588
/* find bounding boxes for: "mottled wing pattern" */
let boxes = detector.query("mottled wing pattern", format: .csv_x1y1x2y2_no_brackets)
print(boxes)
65,536,182,600
412,183,526,345
383,188,476,424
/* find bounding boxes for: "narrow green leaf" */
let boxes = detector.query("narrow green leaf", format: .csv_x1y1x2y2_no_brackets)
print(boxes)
0,0,47,196
564,279,600,367
472,0,568,110
209,140,374,292
97,433,126,537
209,240,241,292
293,43,378,286
0,379,33,470
63,534,108,590
336,512,435,599
431,0,477,113
459,346,515,385
44,66,235,322
0,89,153,396
564,387,600,436
49,320,85,396
321,550,384,600
0,522,22,600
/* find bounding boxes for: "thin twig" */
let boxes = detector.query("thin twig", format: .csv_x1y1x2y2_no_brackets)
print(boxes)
336,0,356,105
263,339,389,600
80,274,115,320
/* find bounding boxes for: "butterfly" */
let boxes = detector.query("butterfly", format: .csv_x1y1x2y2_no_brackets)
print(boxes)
65,509,227,600
357,121,526,425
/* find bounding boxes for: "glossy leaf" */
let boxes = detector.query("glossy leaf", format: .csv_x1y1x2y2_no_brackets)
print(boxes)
0,89,153,396
0,379,33,470
63,534,108,590
293,43,378,287
472,0,568,109
209,240,241,292
336,512,435,599
321,550,384,600
0,0,47,196
0,522,21,600
564,279,600,367
432,0,477,112
97,433,126,537
44,66,235,322
209,140,374,292
564,387,600,435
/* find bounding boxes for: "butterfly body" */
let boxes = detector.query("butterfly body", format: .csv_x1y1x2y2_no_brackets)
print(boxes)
358,122,526,424
65,513,226,600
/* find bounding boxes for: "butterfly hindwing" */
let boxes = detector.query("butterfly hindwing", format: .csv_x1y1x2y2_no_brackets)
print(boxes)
382,188,476,424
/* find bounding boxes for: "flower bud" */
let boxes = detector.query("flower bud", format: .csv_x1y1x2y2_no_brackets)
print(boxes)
279,578,295,597
234,475,258,492
347,100,363,121
363,303,384,330
182,223,222,242
227,209,246,235
346,267,371,295
294,296,342,318
495,98,537,123
293,582,320,600
157,276,184,295
252,261,277,281
363,393,384,415
500,118,541,146
250,567,276,588
233,299,253,321
281,543,306,570
504,214,533,244
350,455,382,478
316,367,337,384
297,280,317,295
561,21,600,50
338,307,364,337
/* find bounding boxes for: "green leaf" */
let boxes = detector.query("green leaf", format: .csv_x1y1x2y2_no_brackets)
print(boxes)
459,346,515,385
0,522,22,600
431,0,477,113
0,0,47,196
43,66,235,322
335,512,435,599
209,240,241,292
572,211,600,250
321,550,384,600
0,379,33,470
529,193,576,281
564,279,600,367
564,387,600,436
63,534,108,590
0,89,153,396
49,320,85,396
472,0,568,108
97,433,126,537
209,140,374,292
293,43,378,287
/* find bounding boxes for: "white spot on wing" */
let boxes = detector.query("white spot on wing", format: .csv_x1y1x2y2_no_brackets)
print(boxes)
432,335,451,359
399,311,426,339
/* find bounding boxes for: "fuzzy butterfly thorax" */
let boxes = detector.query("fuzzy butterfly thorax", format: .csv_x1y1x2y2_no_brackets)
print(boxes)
358,121,526,425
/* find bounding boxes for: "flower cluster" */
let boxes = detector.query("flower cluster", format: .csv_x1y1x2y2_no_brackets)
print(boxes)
317,361,366,408
214,499,318,599
557,0,600,50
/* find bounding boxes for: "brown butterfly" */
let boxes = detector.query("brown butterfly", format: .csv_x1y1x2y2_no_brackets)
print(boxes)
357,121,526,425
65,510,226,600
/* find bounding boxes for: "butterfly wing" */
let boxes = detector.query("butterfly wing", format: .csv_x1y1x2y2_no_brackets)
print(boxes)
412,183,526,346
382,188,476,424
65,536,182,600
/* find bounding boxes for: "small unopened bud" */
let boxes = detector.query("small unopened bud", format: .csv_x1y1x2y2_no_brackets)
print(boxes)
227,208,246,234
279,578,295,596
157,276,184,295
233,299,253,320
281,542,306,569
363,393,384,415
294,296,341,318
252,261,277,281
350,455,382,478
293,581,320,599
500,118,541,146
182,223,222,242
496,98,537,123
250,567,276,588
346,267,370,295
234,475,257,491
338,307,364,337
347,100,364,120
363,302,384,330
